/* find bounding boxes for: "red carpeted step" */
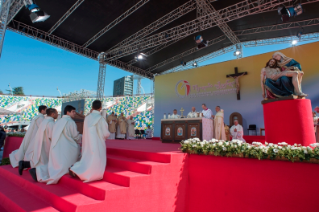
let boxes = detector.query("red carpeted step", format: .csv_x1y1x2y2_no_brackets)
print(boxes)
107,148,171,163
59,174,127,200
0,166,101,212
0,175,59,212
103,166,149,187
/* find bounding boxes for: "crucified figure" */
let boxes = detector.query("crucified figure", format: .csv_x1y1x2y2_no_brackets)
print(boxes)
230,73,245,94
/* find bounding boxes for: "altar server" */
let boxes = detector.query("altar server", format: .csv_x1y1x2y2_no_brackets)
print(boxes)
171,109,180,119
201,104,213,119
107,112,117,139
116,113,127,139
145,126,153,139
28,108,58,182
214,106,226,140
44,105,82,185
187,107,198,118
230,120,246,142
69,100,110,182
127,116,135,140
10,105,47,170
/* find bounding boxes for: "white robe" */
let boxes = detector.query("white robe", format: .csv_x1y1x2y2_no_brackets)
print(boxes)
314,116,318,133
202,109,213,119
187,111,198,118
230,124,246,142
116,125,126,138
71,110,110,182
45,115,82,185
127,120,135,140
9,114,44,168
214,111,226,140
170,114,180,119
145,129,152,138
32,117,55,182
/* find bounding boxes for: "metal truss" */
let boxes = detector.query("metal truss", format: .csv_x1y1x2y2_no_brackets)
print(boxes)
163,45,235,74
62,89,96,103
235,17,319,36
48,0,84,35
82,0,149,48
97,53,107,100
106,0,293,61
0,0,12,58
7,20,153,79
243,32,319,47
147,35,225,72
7,0,23,23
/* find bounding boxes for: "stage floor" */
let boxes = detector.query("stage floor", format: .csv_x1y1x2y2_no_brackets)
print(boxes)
106,139,182,153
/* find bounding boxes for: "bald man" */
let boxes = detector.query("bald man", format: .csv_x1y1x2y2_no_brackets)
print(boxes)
187,107,198,118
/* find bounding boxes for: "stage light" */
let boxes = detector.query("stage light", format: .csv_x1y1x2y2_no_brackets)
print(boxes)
296,27,304,39
235,50,241,56
135,53,147,61
181,61,186,66
192,61,198,67
26,4,50,23
278,4,303,22
195,35,208,49
292,40,298,45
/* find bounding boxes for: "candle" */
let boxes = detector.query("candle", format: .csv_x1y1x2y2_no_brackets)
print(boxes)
200,113,202,117
164,113,166,119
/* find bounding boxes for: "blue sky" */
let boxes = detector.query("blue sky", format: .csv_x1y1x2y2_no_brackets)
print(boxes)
0,30,317,97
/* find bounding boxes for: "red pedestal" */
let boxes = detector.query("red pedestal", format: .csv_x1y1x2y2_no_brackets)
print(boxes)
263,99,315,146
2,136,23,158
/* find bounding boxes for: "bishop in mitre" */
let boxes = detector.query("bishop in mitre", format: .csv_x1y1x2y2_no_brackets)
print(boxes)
230,120,246,142
69,100,110,182
107,112,117,139
214,106,226,140
116,113,127,139
44,105,82,185
28,108,58,182
187,107,198,118
126,116,135,140
10,105,47,171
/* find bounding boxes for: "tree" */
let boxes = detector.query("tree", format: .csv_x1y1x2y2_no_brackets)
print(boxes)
0,90,3,94
6,87,25,95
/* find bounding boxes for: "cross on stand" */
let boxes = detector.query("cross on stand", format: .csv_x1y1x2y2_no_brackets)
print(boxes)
226,67,248,100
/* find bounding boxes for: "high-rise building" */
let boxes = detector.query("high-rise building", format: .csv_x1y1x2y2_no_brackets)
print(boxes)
113,75,134,96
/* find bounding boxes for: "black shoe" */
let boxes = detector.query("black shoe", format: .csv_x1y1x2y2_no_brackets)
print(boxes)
18,161,31,175
29,168,37,182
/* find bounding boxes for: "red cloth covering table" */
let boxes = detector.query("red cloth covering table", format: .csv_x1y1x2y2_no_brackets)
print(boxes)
2,136,23,158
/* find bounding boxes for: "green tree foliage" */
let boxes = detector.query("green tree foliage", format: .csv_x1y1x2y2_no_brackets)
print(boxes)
6,87,25,95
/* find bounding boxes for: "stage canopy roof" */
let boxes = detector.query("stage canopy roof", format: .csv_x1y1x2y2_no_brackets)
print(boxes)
6,0,319,79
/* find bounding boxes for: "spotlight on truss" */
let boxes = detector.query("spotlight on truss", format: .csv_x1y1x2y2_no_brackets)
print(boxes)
195,35,208,49
278,4,303,22
181,61,187,66
26,4,50,23
135,53,147,61
292,40,298,45
296,27,304,39
192,61,198,67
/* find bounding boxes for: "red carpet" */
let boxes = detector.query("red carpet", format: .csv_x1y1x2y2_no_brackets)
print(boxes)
0,140,187,212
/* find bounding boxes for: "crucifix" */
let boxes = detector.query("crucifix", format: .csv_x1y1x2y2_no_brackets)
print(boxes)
226,67,248,100
180,107,185,118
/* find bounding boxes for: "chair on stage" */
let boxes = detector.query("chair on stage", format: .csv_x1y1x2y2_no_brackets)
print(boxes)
247,124,257,135
135,129,141,139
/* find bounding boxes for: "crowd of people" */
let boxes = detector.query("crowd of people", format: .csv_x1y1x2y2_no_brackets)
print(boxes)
7,100,152,184
169,103,246,142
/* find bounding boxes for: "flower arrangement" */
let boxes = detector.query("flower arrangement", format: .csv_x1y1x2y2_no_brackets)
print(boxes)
180,138,319,163
6,132,26,137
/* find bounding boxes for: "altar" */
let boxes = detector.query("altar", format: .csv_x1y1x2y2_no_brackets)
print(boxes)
161,118,213,143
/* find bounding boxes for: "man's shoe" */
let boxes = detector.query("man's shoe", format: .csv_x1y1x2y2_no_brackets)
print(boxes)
29,168,37,182
18,161,31,175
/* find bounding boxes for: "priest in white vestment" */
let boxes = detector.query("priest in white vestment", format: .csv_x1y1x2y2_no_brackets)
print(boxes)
107,112,117,139
214,106,226,140
126,116,135,140
116,113,127,139
145,126,153,139
170,109,181,119
69,100,110,182
230,120,246,142
44,105,82,185
28,108,58,182
187,107,198,118
9,105,47,172
201,104,213,119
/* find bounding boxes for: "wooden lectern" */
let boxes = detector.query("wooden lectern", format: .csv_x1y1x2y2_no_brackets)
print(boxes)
72,112,85,134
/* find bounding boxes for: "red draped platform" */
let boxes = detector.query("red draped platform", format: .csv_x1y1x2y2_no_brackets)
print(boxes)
263,99,316,146
1,139,318,212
